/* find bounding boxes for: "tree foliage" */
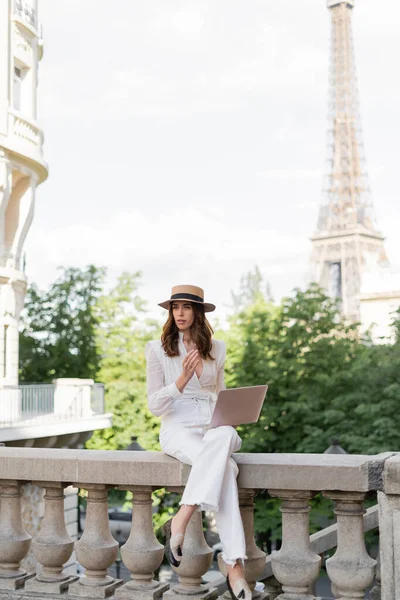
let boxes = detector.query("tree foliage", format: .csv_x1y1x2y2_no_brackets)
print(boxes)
226,281,400,455
19,265,105,382
227,284,349,452
298,321,400,454
86,271,161,451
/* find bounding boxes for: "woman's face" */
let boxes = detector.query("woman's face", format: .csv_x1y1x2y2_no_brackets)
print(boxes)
172,301,195,332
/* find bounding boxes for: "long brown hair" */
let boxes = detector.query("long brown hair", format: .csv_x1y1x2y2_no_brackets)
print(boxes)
161,303,215,360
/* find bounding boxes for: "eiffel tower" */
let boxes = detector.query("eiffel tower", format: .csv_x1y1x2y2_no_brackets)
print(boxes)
310,0,389,323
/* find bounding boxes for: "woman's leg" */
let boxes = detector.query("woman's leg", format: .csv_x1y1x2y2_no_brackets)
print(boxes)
200,432,248,594
170,426,243,539
178,426,248,588
180,426,242,510
213,457,249,596
162,424,248,593
160,426,205,543
214,457,246,565
161,425,241,511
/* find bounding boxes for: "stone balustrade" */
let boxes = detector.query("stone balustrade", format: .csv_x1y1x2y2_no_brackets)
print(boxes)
0,448,399,600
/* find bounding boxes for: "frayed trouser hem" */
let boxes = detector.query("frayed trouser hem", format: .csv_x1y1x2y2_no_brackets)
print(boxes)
221,553,248,567
179,500,218,512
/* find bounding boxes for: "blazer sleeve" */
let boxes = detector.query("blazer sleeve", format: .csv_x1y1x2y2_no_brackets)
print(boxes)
215,340,227,396
145,342,182,417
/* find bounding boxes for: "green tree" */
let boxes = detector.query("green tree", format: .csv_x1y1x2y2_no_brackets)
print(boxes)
87,272,162,451
299,317,400,454
19,265,105,382
226,283,361,454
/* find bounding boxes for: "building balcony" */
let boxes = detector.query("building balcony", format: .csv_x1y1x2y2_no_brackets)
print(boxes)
0,110,48,181
0,379,112,446
0,449,395,599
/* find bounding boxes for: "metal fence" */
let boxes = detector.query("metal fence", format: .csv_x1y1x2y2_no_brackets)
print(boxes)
91,383,106,415
20,384,55,418
0,383,106,427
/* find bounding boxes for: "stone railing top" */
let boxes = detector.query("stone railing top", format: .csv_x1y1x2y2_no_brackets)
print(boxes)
0,448,394,492
234,451,395,492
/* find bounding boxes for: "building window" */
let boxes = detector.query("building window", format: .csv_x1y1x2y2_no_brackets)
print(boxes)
328,262,342,299
13,67,22,111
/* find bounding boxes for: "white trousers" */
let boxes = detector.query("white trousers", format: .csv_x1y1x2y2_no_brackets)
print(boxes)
160,424,247,566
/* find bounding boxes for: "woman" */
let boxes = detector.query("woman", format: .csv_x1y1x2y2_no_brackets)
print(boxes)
145,285,251,600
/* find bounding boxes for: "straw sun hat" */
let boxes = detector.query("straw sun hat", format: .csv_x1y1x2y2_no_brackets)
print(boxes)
158,285,216,313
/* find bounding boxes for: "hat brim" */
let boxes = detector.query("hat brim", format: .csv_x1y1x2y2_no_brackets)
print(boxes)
158,298,216,313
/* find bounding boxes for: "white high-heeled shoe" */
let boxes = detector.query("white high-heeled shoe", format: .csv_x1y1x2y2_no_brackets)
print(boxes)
162,518,184,567
226,574,252,600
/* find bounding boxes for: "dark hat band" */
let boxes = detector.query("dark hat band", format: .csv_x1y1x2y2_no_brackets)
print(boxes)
170,292,204,303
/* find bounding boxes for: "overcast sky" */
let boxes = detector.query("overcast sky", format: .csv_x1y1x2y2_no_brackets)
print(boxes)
26,0,400,325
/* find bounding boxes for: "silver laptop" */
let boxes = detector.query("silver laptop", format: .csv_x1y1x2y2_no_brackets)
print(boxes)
186,385,268,429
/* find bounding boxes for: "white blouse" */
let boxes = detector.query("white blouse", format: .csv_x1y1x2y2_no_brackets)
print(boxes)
145,332,226,428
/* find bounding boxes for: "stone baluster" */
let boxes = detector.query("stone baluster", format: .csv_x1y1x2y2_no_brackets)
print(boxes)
68,484,123,598
370,552,381,600
218,489,267,598
324,492,376,600
240,490,267,597
25,482,78,594
0,480,33,590
269,490,321,600
263,576,283,599
164,493,217,600
116,487,169,600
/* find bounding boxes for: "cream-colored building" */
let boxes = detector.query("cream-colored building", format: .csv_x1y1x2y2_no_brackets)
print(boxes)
0,0,47,390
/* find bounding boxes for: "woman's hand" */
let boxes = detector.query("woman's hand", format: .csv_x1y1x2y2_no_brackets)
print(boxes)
182,349,200,381
176,349,200,393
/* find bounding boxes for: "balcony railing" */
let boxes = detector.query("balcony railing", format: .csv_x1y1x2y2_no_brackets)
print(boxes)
91,383,106,416
0,449,397,599
3,110,47,180
20,383,55,416
0,381,106,427
10,111,43,147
